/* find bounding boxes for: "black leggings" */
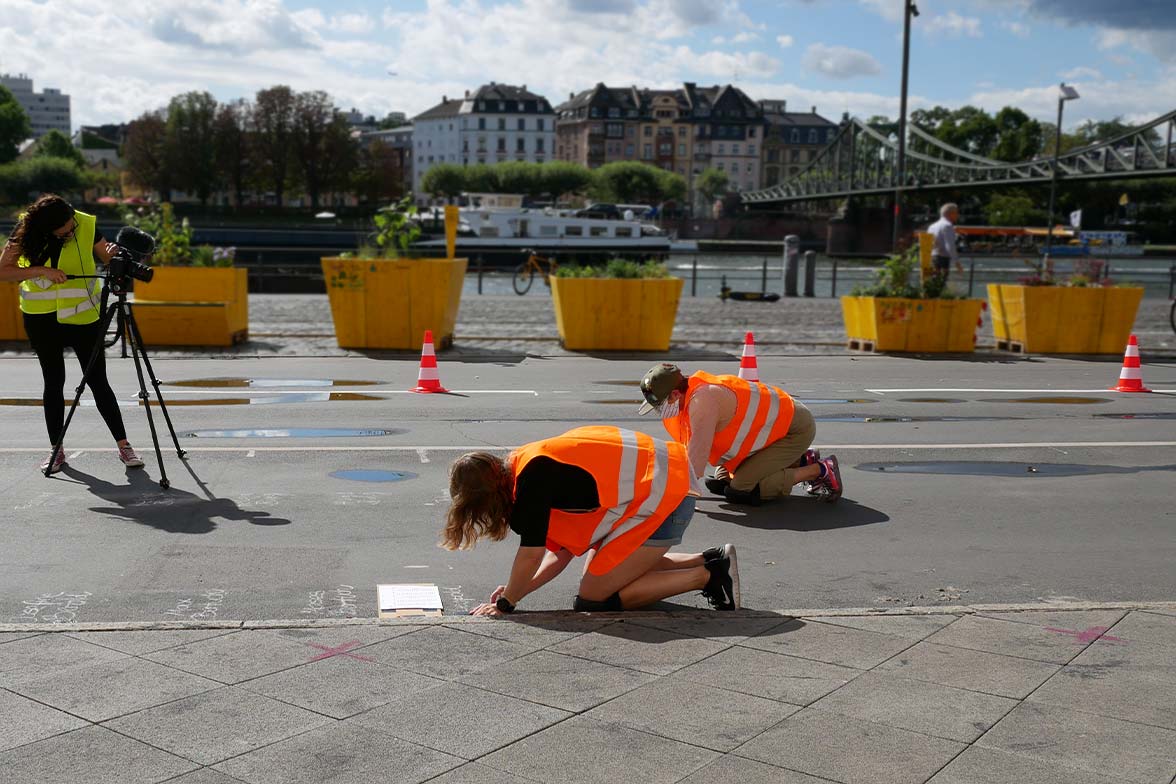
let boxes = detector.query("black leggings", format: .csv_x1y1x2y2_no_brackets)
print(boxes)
23,312,127,445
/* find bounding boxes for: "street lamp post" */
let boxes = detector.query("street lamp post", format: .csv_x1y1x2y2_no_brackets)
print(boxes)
1044,82,1080,267
892,0,918,250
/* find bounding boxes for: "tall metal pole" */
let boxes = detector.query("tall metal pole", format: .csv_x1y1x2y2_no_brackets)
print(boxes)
892,0,914,250
1044,94,1065,262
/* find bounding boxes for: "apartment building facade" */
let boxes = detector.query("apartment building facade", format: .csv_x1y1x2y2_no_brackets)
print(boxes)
760,100,839,188
1,73,71,138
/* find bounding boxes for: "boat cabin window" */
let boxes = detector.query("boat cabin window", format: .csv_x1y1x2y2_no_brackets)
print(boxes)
589,226,608,237
565,226,583,236
615,226,633,237
539,225,558,237
479,226,500,238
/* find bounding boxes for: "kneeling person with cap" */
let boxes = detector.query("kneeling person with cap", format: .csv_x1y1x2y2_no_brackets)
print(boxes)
443,425,740,615
638,363,842,506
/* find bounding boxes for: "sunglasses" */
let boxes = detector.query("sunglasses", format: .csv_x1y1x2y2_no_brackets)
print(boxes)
53,218,77,240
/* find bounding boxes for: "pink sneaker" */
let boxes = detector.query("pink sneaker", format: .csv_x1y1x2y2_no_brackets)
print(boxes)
815,455,842,503
40,448,67,475
118,444,145,468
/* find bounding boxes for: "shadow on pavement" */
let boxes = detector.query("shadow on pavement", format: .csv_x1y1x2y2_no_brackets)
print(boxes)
489,610,805,640
707,497,889,532
59,465,292,534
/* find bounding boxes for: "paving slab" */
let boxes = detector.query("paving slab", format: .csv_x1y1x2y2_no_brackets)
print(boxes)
878,640,1060,698
8,656,222,722
0,687,88,753
162,770,247,784
0,632,43,645
1027,660,1176,730
243,655,443,719
143,630,322,684
977,701,1176,784
676,644,862,705
925,615,1096,664
546,621,729,676
585,678,800,752
349,681,569,760
68,629,238,656
929,745,1136,784
214,722,463,784
678,754,832,784
977,609,1128,630
0,726,196,784
480,715,718,784
425,762,537,784
104,687,332,766
1108,610,1176,647
736,707,966,784
739,618,914,669
1067,633,1176,676
361,626,537,680
458,649,655,712
456,616,611,647
814,613,961,640
0,633,128,686
262,624,423,649
810,670,1017,743
626,614,792,644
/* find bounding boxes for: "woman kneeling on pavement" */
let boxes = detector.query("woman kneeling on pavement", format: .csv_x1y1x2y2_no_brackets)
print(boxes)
442,425,740,616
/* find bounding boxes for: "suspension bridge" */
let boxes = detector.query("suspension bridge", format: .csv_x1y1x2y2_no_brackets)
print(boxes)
742,109,1176,205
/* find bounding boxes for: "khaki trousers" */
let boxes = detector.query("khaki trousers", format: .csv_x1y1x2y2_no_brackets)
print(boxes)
717,402,816,499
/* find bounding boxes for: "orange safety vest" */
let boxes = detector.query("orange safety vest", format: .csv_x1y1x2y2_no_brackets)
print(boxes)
664,371,795,473
510,425,691,576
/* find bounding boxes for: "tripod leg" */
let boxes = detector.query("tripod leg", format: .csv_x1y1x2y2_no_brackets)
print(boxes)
120,300,170,489
45,292,120,477
123,304,186,460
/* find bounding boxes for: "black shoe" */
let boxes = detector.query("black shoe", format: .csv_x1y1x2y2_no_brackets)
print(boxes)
704,477,730,496
702,543,734,565
701,550,740,611
723,483,762,507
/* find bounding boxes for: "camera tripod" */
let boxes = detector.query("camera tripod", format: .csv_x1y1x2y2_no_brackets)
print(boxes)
46,276,186,488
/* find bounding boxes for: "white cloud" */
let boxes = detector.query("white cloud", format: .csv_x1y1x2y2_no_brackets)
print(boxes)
802,44,883,79
1061,66,1103,80
857,0,902,23
776,34,794,48
970,77,1176,127
1001,20,1030,37
922,12,983,38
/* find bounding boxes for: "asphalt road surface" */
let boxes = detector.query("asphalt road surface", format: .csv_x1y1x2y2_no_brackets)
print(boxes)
1,353,1173,623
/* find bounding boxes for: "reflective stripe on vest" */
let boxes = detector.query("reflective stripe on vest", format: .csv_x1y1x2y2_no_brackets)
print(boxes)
17,212,100,324
666,371,795,472
510,425,691,576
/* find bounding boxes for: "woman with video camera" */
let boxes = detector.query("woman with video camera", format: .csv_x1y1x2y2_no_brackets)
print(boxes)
0,194,144,474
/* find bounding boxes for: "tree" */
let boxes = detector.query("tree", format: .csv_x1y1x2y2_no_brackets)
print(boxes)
463,163,500,193
590,161,666,203
0,157,87,201
656,169,687,202
292,90,356,209
352,140,406,204
251,85,298,206
1075,117,1159,146
984,192,1047,226
122,111,172,200
495,161,544,198
166,91,219,205
214,99,250,207
33,129,87,168
695,167,729,202
0,85,31,164
420,163,466,201
991,107,1043,162
377,112,408,130
538,161,592,202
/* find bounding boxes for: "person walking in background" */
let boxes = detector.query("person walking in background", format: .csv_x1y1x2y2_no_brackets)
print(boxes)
443,425,740,615
638,363,842,506
928,202,965,282
0,194,144,474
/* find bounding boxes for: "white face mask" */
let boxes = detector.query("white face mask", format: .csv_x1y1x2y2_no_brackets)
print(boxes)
659,396,681,420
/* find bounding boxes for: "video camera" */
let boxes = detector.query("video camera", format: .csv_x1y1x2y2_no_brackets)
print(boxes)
106,227,156,290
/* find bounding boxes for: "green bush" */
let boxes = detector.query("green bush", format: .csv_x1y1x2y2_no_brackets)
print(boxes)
850,248,962,299
553,258,671,279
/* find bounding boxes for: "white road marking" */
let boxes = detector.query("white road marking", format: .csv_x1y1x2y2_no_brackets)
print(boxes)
68,451,84,460
867,387,1176,394
3,441,1175,453
403,565,429,569
416,448,430,463
245,450,256,458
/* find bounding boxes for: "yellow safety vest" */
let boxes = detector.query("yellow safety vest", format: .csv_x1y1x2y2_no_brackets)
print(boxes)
18,211,101,325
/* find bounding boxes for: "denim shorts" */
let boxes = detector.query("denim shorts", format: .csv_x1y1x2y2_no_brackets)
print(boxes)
643,496,696,547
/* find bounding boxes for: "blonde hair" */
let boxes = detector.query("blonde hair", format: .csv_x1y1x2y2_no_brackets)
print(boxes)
440,452,514,550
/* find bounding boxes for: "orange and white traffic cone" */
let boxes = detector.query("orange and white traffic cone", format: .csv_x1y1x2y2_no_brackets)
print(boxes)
738,331,759,382
1110,334,1151,393
411,330,449,393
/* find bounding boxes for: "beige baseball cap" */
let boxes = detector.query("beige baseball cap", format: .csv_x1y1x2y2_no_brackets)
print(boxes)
637,363,685,415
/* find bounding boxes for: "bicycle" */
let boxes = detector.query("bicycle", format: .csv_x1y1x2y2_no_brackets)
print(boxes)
513,250,558,295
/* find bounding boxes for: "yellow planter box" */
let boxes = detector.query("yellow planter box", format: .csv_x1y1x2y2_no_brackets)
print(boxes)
987,284,1143,354
0,281,27,341
841,296,984,353
550,277,683,351
132,267,249,346
322,257,466,350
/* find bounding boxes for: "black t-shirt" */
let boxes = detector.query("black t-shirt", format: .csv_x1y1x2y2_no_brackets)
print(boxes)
509,456,600,548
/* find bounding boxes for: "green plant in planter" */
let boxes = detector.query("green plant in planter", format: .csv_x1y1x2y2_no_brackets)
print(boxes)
122,203,192,265
1018,256,1118,287
554,258,671,279
851,248,963,299
370,196,422,259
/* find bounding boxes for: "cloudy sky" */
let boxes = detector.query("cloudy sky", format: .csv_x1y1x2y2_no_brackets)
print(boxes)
2,0,1173,130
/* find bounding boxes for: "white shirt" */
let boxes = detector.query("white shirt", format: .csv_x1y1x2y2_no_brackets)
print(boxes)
928,217,958,261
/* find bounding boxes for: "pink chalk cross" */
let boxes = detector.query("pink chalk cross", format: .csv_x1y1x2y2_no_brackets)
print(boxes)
306,640,375,663
1044,625,1126,644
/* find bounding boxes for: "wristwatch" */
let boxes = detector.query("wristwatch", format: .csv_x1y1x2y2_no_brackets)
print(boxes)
495,595,516,613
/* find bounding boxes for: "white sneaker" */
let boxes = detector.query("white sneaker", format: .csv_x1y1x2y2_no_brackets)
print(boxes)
118,444,145,468
40,448,67,475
